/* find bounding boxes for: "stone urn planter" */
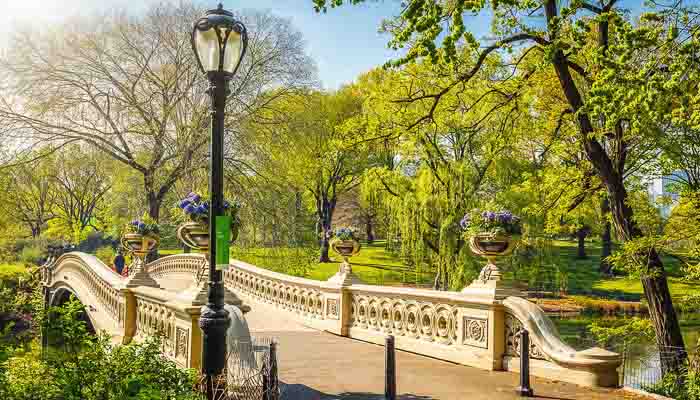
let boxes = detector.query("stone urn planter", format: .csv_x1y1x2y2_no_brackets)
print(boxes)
328,237,362,286
469,233,516,283
120,232,160,287
177,221,210,254
330,239,361,258
470,233,513,256
121,233,159,260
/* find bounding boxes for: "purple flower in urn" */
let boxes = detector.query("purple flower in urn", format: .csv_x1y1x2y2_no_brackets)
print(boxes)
183,203,196,214
460,214,471,229
462,208,521,237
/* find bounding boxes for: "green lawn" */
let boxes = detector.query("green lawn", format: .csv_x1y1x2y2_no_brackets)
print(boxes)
306,242,434,286
159,239,700,298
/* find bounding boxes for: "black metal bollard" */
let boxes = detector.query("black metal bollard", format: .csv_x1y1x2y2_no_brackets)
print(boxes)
268,341,279,400
385,335,396,400
517,329,534,397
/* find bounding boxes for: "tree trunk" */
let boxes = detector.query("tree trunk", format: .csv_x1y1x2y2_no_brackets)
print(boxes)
576,228,588,258
366,217,374,243
144,176,161,262
544,0,686,370
318,197,335,263
642,249,687,374
600,196,613,275
433,266,441,290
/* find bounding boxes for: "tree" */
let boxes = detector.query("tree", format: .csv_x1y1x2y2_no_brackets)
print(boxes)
313,0,698,370
50,146,112,243
0,155,56,238
356,61,529,290
0,2,315,221
245,89,367,262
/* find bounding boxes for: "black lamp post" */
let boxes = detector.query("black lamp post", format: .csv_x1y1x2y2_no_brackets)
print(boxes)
191,3,247,398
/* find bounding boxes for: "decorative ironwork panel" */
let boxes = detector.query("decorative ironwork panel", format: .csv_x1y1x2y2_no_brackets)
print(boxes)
504,313,546,360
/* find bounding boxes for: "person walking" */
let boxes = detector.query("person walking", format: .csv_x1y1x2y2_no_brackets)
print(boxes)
113,249,126,276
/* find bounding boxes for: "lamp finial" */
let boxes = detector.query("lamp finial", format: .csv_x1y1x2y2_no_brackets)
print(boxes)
217,2,224,10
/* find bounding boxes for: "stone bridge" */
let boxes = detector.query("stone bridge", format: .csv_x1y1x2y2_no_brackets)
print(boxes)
41,252,625,397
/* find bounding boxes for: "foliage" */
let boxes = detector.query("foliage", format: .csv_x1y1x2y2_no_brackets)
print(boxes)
241,88,368,261
177,192,241,228
589,317,654,348
330,227,357,241
94,246,115,266
18,246,42,265
460,210,521,237
0,298,200,400
124,214,161,238
644,346,700,400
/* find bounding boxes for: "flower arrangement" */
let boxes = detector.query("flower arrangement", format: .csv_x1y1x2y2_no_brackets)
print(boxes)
460,210,521,237
330,227,358,242
124,215,160,238
177,192,241,227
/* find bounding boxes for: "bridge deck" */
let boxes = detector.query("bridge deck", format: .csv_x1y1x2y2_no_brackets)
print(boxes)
245,300,644,400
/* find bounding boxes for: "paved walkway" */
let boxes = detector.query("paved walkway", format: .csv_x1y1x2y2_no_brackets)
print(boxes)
244,300,648,400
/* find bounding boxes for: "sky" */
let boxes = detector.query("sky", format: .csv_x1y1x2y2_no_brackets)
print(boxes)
0,0,492,89
0,1,649,89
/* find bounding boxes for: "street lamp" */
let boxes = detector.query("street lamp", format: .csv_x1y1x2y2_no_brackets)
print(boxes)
191,3,247,397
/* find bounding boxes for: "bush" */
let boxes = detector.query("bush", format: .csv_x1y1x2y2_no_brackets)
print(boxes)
1,298,201,400
589,317,654,347
0,264,29,288
18,246,42,265
94,246,114,266
645,368,700,400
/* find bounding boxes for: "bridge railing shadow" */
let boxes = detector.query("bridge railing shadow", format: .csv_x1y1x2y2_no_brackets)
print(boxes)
279,383,435,400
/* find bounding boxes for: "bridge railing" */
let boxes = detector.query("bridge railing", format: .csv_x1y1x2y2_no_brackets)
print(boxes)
43,253,203,370
44,252,622,388
220,258,621,388
128,286,203,370
42,253,125,330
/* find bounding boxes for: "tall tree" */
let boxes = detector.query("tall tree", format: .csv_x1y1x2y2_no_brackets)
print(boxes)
313,0,698,369
51,146,112,242
0,155,57,238
357,61,529,290
245,89,367,262
0,2,315,221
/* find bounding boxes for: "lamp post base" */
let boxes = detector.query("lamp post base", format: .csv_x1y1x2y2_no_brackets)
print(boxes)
199,302,231,375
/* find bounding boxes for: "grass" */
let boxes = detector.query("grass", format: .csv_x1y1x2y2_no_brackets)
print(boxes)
307,242,434,285
158,238,700,298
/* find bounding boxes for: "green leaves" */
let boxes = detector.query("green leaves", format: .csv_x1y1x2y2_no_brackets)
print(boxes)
0,298,200,400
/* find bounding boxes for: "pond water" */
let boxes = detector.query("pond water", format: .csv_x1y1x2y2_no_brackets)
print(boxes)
552,312,700,389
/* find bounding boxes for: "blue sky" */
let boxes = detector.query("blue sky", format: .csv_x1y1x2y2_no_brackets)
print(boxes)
0,1,648,89
0,0,492,89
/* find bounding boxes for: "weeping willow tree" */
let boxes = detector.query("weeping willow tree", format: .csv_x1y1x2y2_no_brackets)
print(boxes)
356,55,532,291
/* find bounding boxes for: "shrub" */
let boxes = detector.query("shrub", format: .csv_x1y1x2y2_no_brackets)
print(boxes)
0,298,201,400
94,246,114,266
645,367,700,400
18,246,43,265
0,264,29,288
589,317,654,347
